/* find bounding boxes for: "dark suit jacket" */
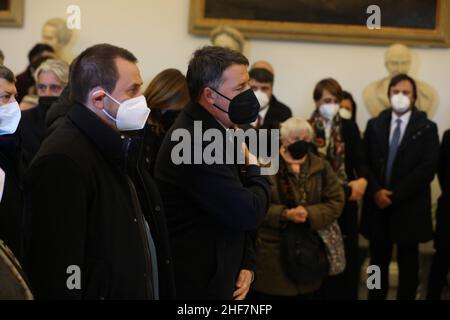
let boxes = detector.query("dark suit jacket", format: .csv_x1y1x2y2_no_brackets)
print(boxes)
340,119,368,181
155,101,271,299
361,107,439,244
260,95,292,130
20,97,59,167
435,130,450,248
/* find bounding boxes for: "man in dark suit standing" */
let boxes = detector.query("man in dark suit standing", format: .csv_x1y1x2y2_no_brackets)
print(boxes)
362,74,439,300
248,66,292,130
155,46,271,300
427,129,450,299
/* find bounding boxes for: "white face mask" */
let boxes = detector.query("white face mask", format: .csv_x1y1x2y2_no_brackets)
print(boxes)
319,103,339,121
0,101,21,135
339,108,352,120
391,93,411,114
96,91,151,131
254,90,270,109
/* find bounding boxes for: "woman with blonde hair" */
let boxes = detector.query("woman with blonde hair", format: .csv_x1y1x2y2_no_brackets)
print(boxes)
143,68,190,175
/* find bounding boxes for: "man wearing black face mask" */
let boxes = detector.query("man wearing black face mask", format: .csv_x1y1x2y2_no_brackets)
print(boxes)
155,46,271,300
19,59,69,166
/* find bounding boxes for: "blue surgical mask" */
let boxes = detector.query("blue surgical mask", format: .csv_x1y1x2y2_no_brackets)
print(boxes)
0,101,21,135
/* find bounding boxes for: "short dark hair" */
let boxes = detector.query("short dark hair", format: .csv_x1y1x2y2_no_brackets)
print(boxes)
249,68,274,84
0,65,15,83
69,43,138,104
388,73,417,100
186,46,249,102
0,49,4,62
28,43,55,63
342,90,357,120
313,78,343,102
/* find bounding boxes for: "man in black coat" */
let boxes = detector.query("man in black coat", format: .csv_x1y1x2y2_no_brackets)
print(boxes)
427,129,450,299
362,74,439,300
20,96,58,166
24,44,174,300
0,65,25,260
248,67,292,130
155,46,271,300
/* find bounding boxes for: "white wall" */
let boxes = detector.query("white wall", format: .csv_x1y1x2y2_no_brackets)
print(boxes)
1,0,449,197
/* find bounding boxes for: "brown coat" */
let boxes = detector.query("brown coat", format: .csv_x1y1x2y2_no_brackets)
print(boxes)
253,153,345,296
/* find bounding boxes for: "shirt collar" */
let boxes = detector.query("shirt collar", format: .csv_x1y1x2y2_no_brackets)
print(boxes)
391,110,412,124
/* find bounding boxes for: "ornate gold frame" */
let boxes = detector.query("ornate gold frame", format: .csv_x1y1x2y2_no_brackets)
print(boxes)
189,0,450,47
0,0,24,28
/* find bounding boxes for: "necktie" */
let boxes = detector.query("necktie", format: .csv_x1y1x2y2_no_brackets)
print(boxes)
385,118,402,187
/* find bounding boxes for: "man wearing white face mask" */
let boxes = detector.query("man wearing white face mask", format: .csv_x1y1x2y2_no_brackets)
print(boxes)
362,74,439,300
0,65,25,261
23,44,174,300
248,67,292,130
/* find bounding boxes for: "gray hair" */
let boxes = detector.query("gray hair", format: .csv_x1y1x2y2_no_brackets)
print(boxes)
34,59,69,85
280,117,315,142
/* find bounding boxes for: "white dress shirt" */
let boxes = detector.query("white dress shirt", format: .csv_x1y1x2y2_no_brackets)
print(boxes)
389,110,412,145
251,105,270,127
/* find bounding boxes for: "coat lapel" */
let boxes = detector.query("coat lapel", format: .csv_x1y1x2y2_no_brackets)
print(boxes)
397,108,426,154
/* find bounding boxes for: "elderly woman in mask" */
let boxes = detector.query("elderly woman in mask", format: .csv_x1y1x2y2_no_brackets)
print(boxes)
252,117,345,300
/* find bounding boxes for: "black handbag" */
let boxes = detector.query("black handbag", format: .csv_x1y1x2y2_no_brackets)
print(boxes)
280,220,329,285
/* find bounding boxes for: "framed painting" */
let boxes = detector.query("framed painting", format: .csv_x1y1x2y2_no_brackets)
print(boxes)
0,0,24,28
189,0,450,47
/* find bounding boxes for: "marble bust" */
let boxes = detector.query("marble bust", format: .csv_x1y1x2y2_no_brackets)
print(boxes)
210,26,245,53
41,18,73,60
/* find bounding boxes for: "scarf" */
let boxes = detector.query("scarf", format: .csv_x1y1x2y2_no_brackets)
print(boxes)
309,111,347,184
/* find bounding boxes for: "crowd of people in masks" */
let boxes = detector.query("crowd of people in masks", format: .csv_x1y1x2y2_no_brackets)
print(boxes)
0,42,449,301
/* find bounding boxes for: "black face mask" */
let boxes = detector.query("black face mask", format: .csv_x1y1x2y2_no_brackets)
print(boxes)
287,140,309,160
38,96,59,110
210,88,260,124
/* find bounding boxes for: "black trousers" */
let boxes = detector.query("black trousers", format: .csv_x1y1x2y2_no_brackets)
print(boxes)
368,217,419,300
427,243,450,300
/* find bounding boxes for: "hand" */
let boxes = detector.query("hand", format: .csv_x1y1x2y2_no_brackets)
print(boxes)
348,178,368,202
286,206,308,223
374,189,393,209
233,269,254,300
242,143,258,167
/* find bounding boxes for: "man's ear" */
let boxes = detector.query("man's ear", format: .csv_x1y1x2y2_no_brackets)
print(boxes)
89,88,106,111
203,87,216,105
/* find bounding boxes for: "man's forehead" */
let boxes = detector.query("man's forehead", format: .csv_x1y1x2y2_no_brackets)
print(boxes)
249,79,271,86
115,58,143,86
222,64,248,85
393,81,413,89
0,79,17,94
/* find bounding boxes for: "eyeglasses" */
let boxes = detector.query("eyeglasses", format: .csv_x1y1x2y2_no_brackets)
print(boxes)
37,84,63,94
